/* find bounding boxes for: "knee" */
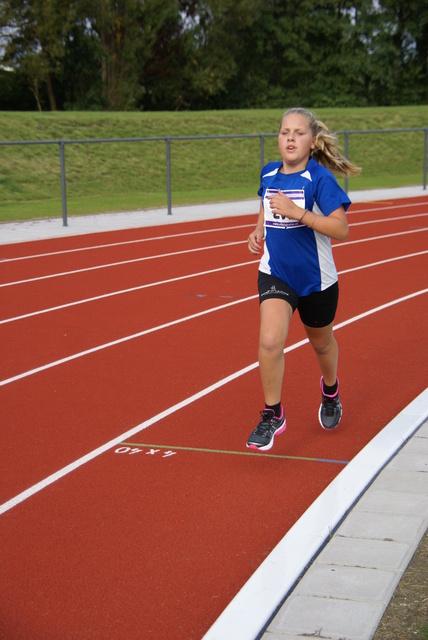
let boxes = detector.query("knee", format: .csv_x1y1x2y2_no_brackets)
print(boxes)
311,341,328,356
311,334,336,356
259,329,285,355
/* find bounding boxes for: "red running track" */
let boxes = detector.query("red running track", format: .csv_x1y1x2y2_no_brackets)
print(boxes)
0,197,427,640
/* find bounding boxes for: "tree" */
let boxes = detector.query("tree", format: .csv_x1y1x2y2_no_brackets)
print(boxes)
348,0,428,105
137,0,264,110
80,0,180,110
0,0,427,110
211,0,367,109
377,0,428,103
0,0,75,110
61,16,106,110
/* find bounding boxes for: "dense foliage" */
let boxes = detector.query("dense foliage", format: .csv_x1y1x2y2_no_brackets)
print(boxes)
0,0,427,111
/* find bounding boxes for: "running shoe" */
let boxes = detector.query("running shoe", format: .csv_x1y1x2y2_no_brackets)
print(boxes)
319,377,342,430
246,407,286,451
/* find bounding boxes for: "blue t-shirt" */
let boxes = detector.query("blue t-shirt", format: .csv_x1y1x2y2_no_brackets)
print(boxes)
258,157,351,296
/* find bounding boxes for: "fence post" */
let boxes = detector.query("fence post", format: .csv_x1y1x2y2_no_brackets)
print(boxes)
59,141,68,226
260,135,265,173
166,137,172,215
424,129,427,190
344,131,349,194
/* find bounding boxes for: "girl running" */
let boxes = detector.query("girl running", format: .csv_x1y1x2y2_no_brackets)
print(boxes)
246,107,361,451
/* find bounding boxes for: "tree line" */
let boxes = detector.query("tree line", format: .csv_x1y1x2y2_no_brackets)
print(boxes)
0,0,427,112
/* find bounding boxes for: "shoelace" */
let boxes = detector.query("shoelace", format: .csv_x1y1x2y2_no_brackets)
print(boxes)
254,411,278,436
322,397,339,417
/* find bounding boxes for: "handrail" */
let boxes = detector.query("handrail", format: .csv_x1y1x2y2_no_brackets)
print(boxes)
1,128,427,226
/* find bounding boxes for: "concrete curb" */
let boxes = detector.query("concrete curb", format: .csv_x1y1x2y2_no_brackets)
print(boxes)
202,388,428,640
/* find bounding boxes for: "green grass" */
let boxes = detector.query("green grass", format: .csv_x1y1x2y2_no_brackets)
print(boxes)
0,106,427,222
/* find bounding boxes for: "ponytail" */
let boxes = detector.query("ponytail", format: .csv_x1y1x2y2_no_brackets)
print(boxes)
281,108,361,178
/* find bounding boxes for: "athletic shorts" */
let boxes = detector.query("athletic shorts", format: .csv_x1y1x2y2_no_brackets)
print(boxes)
258,271,339,328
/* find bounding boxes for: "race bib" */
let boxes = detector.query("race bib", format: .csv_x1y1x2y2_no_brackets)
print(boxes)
264,188,306,229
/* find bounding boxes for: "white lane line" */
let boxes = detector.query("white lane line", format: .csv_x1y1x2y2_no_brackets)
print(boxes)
348,212,428,226
0,240,246,288
1,254,427,383
0,260,259,325
0,223,254,263
2,201,426,264
3,201,426,264
0,295,258,387
0,288,426,516
338,250,428,275
347,201,428,215
333,227,427,249
2,227,427,288
2,248,426,325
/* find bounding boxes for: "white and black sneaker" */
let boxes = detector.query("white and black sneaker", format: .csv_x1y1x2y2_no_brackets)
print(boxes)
246,407,286,451
319,377,342,430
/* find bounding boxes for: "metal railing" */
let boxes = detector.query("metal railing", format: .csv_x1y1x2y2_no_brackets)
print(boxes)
1,127,427,226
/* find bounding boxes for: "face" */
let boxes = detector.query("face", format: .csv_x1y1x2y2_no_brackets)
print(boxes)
278,113,315,173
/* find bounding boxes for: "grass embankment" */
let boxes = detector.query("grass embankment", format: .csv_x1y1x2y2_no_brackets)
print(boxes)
0,106,427,222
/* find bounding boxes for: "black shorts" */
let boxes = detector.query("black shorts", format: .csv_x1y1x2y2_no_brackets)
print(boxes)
258,271,339,328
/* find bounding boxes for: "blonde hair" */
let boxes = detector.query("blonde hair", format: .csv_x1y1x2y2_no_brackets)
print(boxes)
281,107,361,177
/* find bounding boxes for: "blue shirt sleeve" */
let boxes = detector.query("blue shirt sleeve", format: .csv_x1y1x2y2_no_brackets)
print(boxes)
314,171,351,215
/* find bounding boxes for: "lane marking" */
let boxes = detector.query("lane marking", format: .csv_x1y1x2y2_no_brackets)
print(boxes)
118,442,349,464
2,202,426,263
347,200,428,216
1,255,427,384
332,226,427,249
347,212,428,226
0,260,259,325
338,249,427,275
0,295,259,387
0,287,426,516
1,242,427,326
2,227,427,288
0,240,247,288
0,223,254,263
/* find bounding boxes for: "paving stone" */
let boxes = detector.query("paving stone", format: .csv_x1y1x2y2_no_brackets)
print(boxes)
356,488,428,517
316,536,413,571
390,452,428,472
267,594,384,640
404,436,428,453
296,563,398,602
338,510,426,542
373,468,428,494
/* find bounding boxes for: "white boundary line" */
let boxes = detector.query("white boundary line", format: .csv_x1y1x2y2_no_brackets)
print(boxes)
0,339,272,516
1,255,427,385
348,212,428,226
202,387,428,640
2,227,427,288
332,227,427,250
0,239,247,288
0,288,426,516
1,209,425,263
0,294,258,387
0,260,259,325
0,223,254,262
2,248,427,326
